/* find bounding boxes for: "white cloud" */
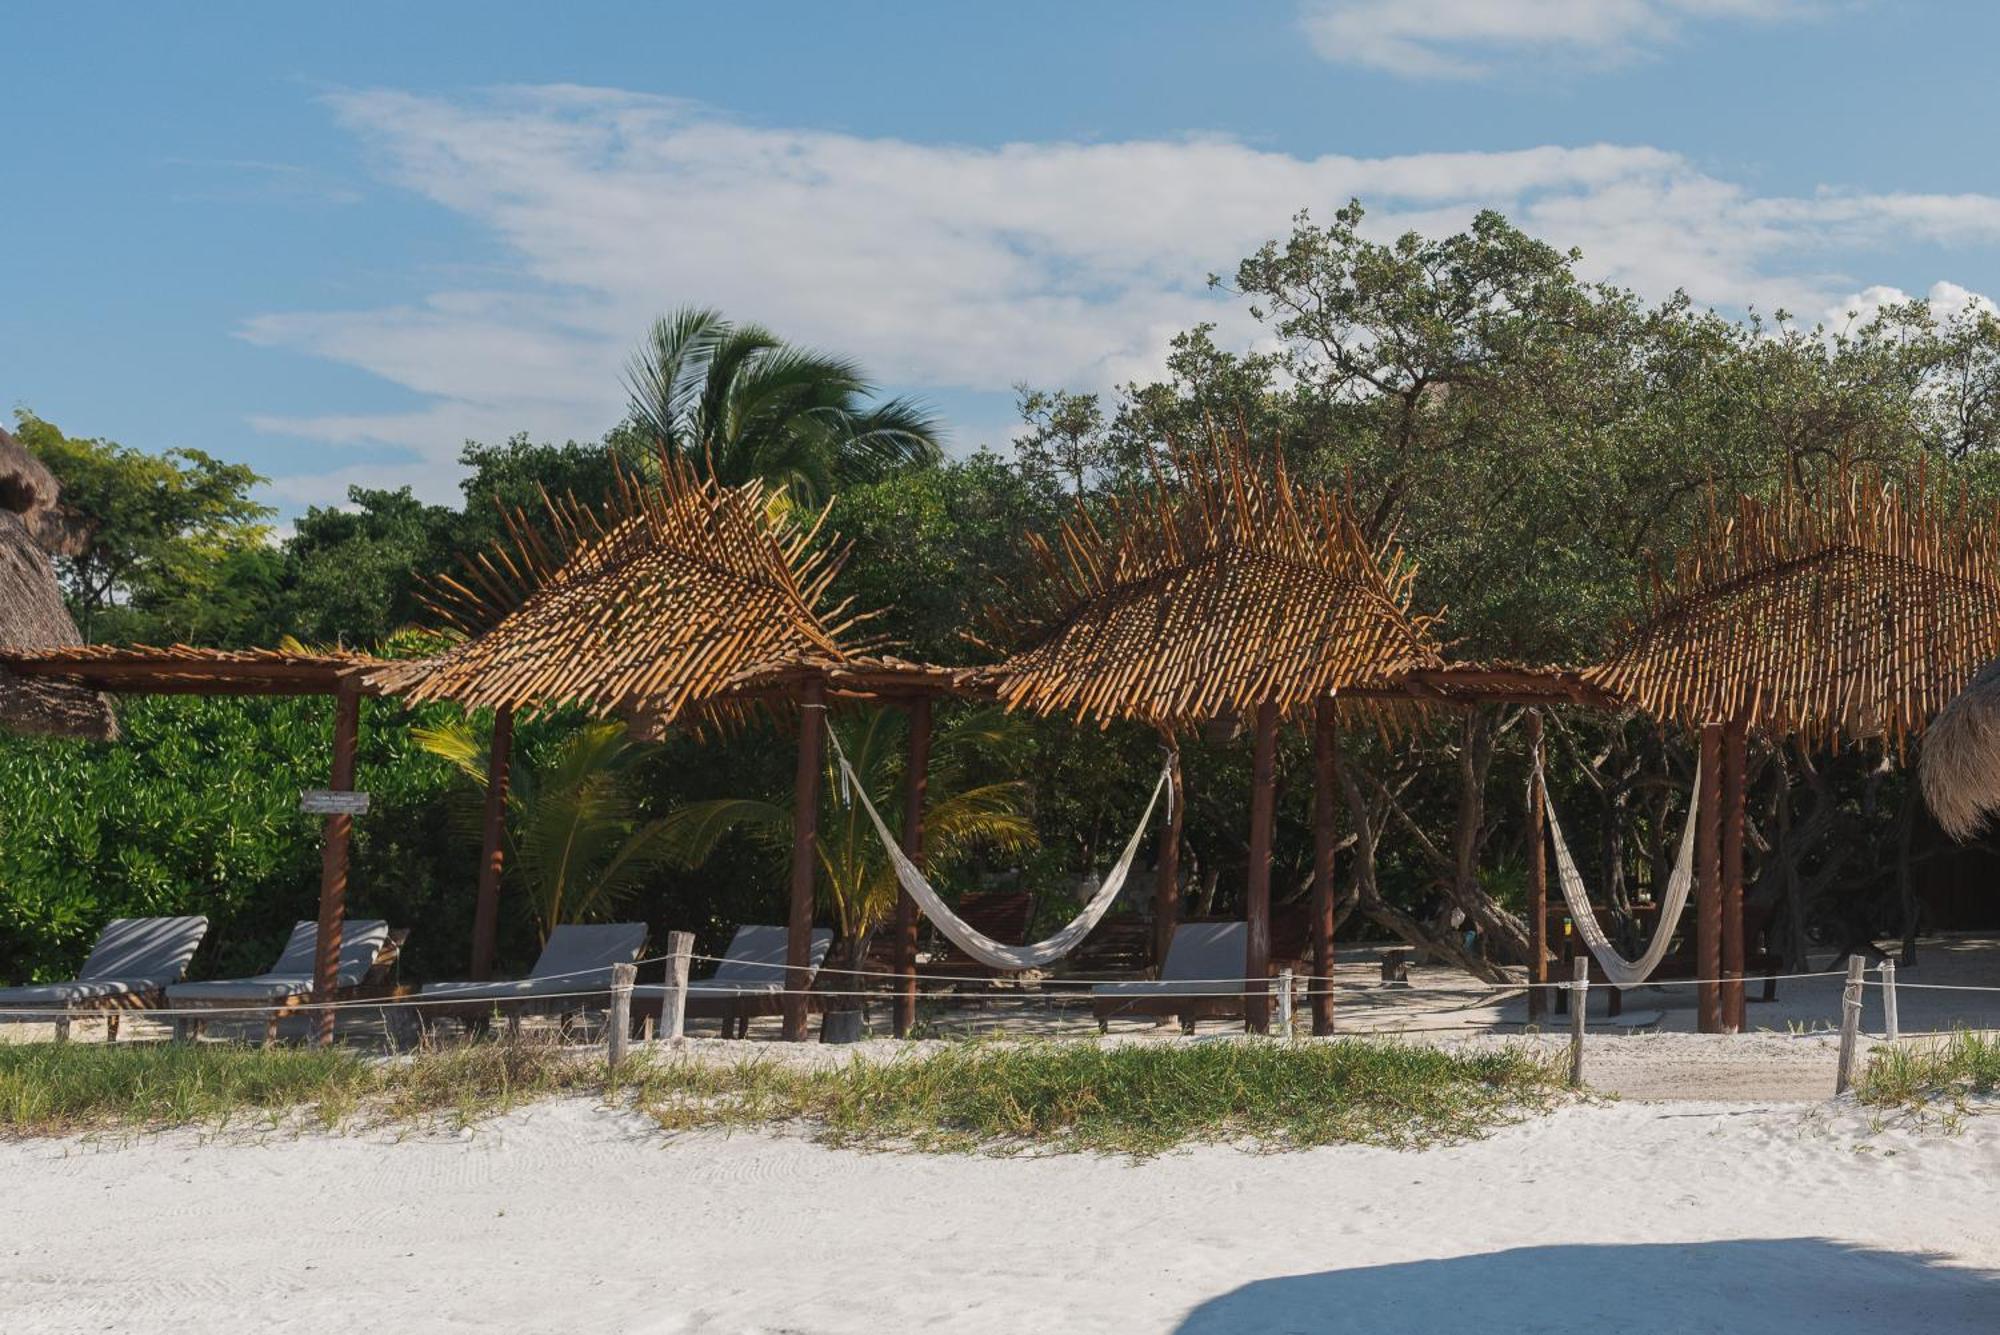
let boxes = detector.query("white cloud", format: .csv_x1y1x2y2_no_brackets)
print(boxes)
1823,280,2000,332
1298,0,1811,80
245,85,2000,506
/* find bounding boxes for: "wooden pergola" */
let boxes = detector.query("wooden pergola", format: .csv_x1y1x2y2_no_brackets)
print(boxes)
0,644,396,1041
979,439,1448,1033
1585,467,2000,1031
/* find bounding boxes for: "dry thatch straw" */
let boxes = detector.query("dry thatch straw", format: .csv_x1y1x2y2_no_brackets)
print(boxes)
1920,659,2000,841
1587,463,2000,751
381,450,861,728
0,426,115,741
979,431,1444,730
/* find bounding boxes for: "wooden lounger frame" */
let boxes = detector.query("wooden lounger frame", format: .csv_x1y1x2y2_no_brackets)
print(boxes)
173,929,414,1046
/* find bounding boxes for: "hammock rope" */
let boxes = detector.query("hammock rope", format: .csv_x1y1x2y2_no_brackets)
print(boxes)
1534,747,1699,988
825,724,1172,972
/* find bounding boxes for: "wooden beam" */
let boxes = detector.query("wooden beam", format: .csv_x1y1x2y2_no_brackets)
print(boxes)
1697,722,1723,1034
1153,737,1184,971
312,681,362,1046
1526,709,1549,1024
1721,716,1749,1033
784,679,827,1042
468,705,514,982
1310,698,1338,1036
1244,700,1278,1034
894,696,931,1039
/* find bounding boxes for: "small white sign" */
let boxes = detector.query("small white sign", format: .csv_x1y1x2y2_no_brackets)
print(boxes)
300,789,371,816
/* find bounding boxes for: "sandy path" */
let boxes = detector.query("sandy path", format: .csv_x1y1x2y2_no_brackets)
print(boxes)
2,1094,1996,1334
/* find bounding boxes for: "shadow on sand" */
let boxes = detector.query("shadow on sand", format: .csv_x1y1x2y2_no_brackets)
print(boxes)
1173,1238,1999,1334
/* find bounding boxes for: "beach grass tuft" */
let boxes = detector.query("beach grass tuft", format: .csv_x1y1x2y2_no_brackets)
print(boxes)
0,1036,1569,1154
1854,1031,2000,1128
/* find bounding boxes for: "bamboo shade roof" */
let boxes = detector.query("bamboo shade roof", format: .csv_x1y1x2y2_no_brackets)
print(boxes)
980,436,1445,729
0,644,390,697
1586,466,2000,746
383,453,858,724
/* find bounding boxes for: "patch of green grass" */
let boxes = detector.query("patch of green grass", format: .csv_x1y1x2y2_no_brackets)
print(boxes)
0,1037,1570,1155
628,1039,1571,1156
1854,1032,2000,1129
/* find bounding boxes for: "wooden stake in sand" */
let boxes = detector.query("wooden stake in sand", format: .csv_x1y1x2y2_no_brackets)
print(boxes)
665,931,693,1042
1569,957,1589,1089
607,962,635,1074
1881,959,1900,1042
1835,955,1866,1094
1276,967,1295,1038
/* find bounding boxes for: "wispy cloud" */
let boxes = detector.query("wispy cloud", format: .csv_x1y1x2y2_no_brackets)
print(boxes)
1298,0,1815,80
162,156,363,206
243,85,2000,506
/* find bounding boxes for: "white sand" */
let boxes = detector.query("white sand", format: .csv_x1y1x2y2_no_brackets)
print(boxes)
3,1091,1998,1334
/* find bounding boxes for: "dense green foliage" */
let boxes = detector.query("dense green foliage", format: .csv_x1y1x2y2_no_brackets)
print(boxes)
8,205,2000,987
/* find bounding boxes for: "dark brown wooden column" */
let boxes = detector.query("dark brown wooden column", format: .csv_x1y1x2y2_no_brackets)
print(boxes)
784,680,827,1041
468,704,514,982
1526,709,1549,1024
893,696,931,1038
1696,722,1724,1034
1244,700,1278,1034
1310,697,1338,1036
311,680,362,1046
1153,737,1184,970
1721,717,1749,1033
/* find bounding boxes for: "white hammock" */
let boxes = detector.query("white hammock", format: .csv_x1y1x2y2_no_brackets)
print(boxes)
1537,751,1700,988
826,724,1172,972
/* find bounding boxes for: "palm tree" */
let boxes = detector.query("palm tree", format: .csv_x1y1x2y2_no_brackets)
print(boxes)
624,307,943,506
656,706,1037,972
416,718,671,946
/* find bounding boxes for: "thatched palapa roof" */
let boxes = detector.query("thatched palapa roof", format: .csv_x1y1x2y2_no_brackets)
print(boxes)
383,452,859,727
980,436,1445,729
0,426,116,740
1587,466,2000,748
1920,659,2000,840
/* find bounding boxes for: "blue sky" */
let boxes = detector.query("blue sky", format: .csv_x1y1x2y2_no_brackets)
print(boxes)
5,1,1999,517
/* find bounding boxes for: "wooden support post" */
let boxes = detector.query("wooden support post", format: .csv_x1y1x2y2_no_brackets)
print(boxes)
1569,956,1588,1089
469,705,514,982
1244,700,1278,1034
784,681,827,1042
1310,699,1338,1036
1696,722,1723,1035
895,696,931,1038
1721,717,1748,1033
1275,967,1295,1038
312,680,362,1047
1154,738,1185,972
1835,954,1866,1094
1526,710,1549,1024
665,930,693,1042
1881,959,1899,1042
607,961,635,1074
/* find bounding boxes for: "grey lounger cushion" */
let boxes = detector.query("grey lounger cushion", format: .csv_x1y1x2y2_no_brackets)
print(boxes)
633,926,833,1002
420,922,648,1003
0,916,208,1013
1094,922,1248,999
168,920,390,1003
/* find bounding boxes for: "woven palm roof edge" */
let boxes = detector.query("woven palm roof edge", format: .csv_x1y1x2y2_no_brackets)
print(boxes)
978,430,1447,727
1585,462,2000,744
389,449,866,720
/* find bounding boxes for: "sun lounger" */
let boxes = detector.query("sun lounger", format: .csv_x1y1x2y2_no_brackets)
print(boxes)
1092,921,1254,1033
413,923,648,1036
167,920,406,1044
635,925,833,1038
0,916,209,1042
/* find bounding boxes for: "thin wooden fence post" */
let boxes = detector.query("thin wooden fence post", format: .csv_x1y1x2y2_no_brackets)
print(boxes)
607,962,635,1075
1569,957,1589,1089
1276,967,1295,1038
1879,959,1899,1042
1835,955,1866,1094
665,931,693,1043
